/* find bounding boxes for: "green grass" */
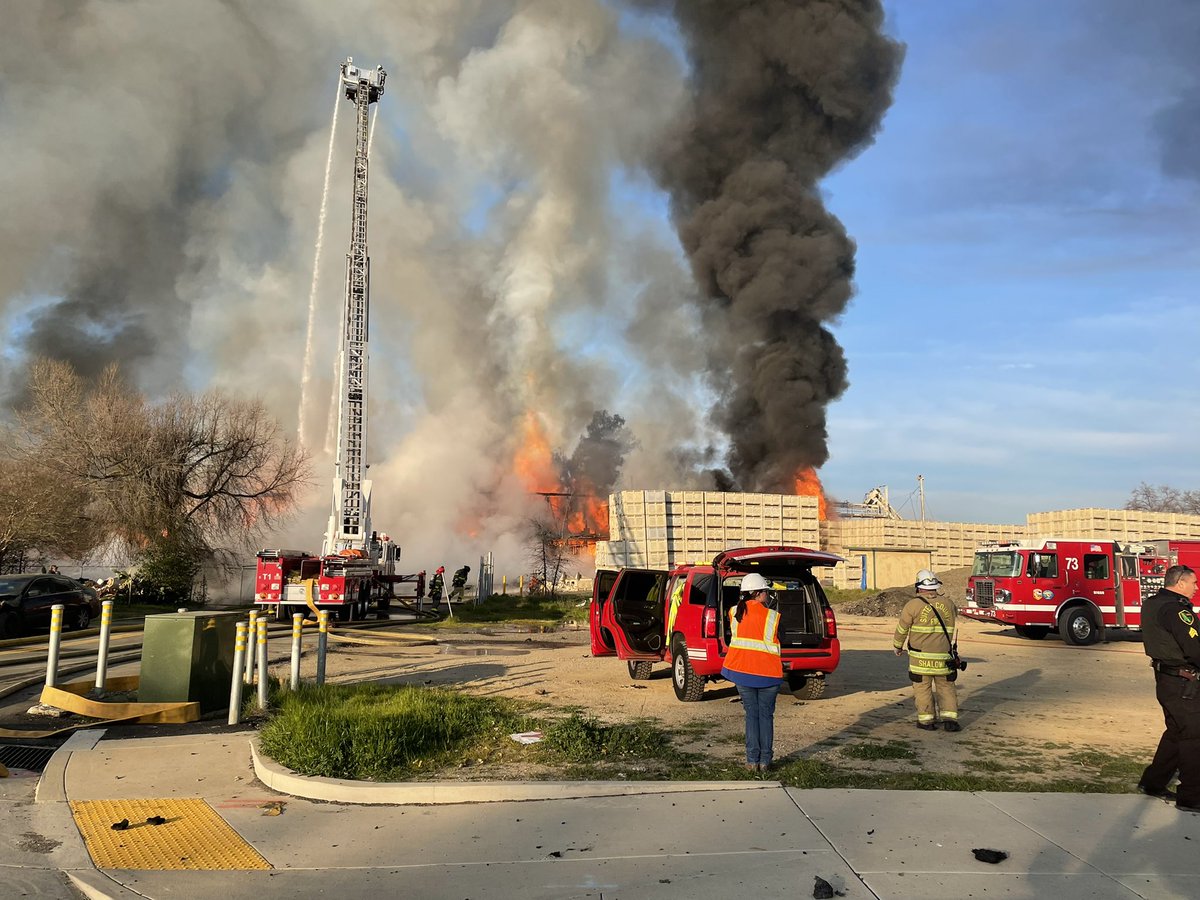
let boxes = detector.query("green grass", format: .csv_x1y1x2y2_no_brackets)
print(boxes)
823,587,874,606
257,683,1151,792
259,683,533,781
840,741,916,761
420,592,591,628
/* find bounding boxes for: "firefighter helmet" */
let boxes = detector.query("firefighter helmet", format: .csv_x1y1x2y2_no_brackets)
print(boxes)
915,569,942,591
739,573,771,594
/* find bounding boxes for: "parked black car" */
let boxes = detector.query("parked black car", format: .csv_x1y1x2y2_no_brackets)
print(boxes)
0,574,101,638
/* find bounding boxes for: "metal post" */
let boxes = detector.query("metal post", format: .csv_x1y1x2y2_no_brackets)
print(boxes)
245,609,258,685
94,600,114,691
316,610,329,686
228,622,247,725
46,605,65,689
256,618,269,710
290,613,303,691
502,574,507,595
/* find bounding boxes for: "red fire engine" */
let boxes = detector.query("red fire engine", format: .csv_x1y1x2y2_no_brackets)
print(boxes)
960,538,1200,645
254,60,423,621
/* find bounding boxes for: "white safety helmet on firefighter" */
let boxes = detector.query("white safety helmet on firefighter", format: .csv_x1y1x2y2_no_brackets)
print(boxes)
915,569,942,592
739,573,771,594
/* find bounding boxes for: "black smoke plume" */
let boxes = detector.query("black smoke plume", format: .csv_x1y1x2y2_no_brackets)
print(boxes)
644,0,903,491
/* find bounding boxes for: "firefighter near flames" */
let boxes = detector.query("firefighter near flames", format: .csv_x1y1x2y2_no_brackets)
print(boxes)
254,59,423,622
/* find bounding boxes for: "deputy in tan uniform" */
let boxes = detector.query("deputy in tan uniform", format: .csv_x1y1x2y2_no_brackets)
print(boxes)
893,569,961,732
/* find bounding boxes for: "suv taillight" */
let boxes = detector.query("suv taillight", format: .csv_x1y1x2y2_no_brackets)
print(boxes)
703,607,717,639
823,606,837,639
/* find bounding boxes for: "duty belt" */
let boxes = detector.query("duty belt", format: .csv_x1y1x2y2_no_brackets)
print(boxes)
1153,661,1199,680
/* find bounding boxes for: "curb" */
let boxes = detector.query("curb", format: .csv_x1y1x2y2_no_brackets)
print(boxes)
250,738,778,805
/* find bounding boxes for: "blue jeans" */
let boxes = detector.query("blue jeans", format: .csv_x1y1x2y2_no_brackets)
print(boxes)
736,683,780,766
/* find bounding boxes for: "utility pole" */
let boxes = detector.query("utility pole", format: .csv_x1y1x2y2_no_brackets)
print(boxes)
917,474,926,521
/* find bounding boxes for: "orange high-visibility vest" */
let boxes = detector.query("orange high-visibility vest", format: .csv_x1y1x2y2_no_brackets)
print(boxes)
724,601,782,679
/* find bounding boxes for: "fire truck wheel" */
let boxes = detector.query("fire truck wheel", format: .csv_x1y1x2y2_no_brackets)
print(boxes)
1014,625,1049,640
627,660,654,681
274,605,290,623
337,604,353,623
787,672,826,700
1059,607,1100,646
671,638,705,702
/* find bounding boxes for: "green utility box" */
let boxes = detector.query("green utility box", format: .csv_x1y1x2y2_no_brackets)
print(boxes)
139,611,242,714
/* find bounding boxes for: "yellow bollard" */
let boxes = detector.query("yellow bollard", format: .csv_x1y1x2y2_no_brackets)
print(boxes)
290,613,303,690
316,610,329,685
228,622,247,725
95,600,114,691
502,575,507,595
256,618,269,710
245,609,259,685
46,605,65,689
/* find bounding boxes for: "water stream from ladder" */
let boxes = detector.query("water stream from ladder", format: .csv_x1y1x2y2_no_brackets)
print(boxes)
297,78,342,446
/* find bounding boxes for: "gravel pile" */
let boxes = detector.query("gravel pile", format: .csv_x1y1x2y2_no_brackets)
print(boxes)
839,566,972,618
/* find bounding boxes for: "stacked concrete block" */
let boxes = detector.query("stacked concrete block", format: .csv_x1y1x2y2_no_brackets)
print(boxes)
1026,508,1200,542
597,490,822,571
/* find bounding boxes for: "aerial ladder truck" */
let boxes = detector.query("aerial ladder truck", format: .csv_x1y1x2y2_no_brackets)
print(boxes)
254,58,423,621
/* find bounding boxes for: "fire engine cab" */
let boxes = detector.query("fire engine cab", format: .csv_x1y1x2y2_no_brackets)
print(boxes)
960,538,1200,645
590,546,842,701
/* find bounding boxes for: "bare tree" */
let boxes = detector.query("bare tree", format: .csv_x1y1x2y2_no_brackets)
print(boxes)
1126,483,1200,516
10,359,310,572
0,455,102,570
526,515,570,600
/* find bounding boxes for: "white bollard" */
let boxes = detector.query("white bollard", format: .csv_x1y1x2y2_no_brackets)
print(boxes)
94,600,114,692
256,618,269,710
46,605,65,689
316,610,329,685
177,608,188,614
290,614,303,691
245,609,258,685
228,622,247,725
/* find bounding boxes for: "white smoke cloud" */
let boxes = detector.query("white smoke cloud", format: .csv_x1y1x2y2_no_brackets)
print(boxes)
0,1,690,577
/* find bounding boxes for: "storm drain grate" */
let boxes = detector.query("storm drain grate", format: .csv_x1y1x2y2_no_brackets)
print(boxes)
0,743,58,772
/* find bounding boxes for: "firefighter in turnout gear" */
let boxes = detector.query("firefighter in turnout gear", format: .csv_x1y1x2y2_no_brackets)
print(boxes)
449,565,470,602
1138,564,1200,811
894,570,961,732
429,567,445,607
721,572,784,771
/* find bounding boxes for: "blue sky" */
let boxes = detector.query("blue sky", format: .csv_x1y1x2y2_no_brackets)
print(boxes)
813,1,1200,524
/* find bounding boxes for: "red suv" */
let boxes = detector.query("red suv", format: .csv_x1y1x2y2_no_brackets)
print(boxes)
590,546,842,701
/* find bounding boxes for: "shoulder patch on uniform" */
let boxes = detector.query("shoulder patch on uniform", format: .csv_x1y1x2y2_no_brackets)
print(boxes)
1180,610,1195,626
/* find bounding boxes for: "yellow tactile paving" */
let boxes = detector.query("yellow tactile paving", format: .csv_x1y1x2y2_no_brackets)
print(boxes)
70,798,271,870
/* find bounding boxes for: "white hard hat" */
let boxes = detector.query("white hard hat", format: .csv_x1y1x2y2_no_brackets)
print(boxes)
740,573,771,594
915,569,942,591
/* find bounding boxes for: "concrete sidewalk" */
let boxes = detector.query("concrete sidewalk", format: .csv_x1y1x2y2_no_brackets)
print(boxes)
2,728,1196,899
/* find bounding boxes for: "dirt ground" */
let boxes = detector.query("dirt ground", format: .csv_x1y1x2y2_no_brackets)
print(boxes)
321,610,1163,785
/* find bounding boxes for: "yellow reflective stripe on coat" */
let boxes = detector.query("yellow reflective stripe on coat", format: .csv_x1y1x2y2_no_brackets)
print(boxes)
729,608,781,656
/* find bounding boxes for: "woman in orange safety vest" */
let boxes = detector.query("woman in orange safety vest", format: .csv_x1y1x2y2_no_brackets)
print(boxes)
721,572,783,772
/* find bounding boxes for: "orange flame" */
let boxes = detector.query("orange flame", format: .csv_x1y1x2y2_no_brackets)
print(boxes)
514,411,559,493
793,466,829,520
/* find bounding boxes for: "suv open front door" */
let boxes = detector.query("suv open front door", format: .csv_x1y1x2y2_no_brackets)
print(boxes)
590,569,620,657
598,568,668,660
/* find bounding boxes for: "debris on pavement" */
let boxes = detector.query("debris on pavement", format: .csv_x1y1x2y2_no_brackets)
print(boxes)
972,847,1009,864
